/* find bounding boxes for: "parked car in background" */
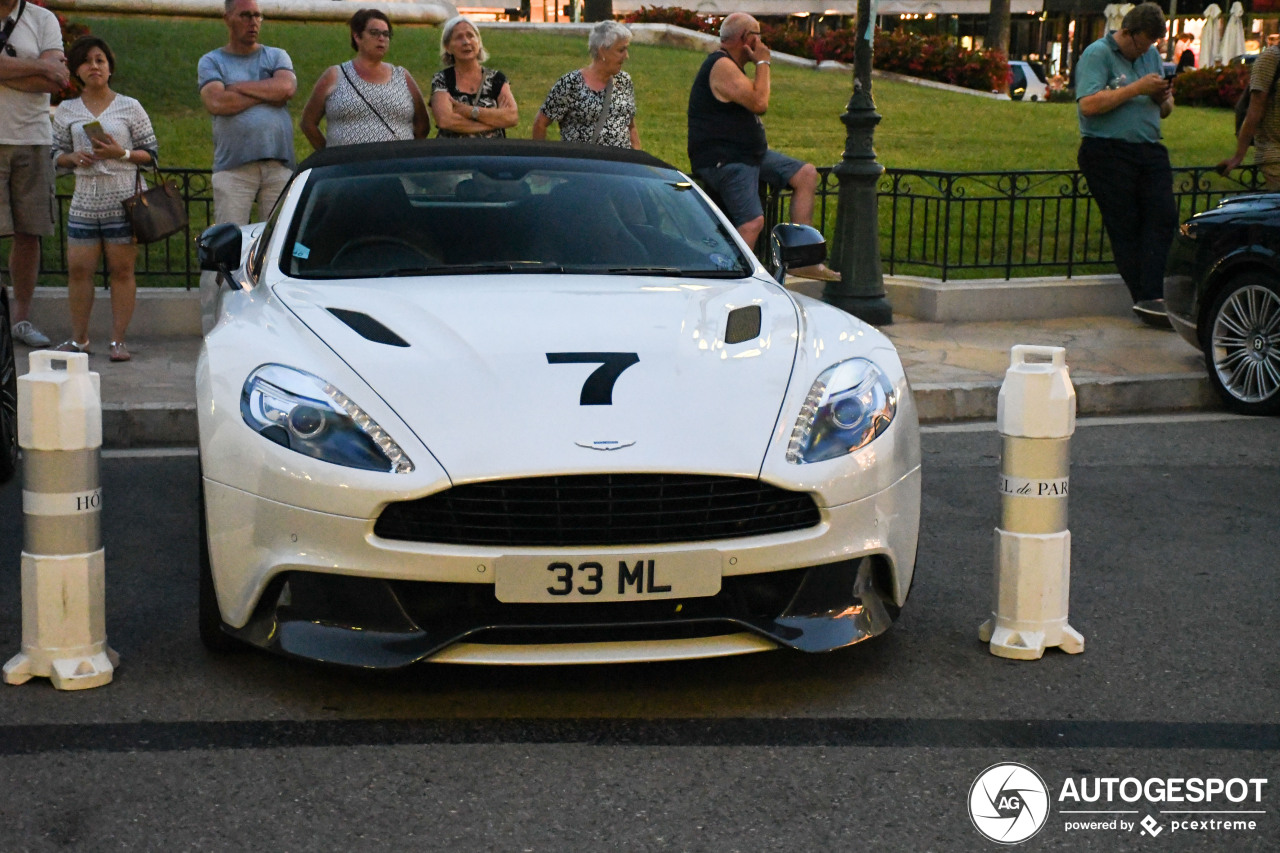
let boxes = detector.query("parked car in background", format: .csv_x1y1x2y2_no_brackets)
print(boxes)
1166,193,1280,414
195,139,923,669
1009,61,1048,101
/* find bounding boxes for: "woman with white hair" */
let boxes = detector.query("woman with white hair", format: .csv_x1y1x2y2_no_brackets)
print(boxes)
430,15,518,138
532,20,641,148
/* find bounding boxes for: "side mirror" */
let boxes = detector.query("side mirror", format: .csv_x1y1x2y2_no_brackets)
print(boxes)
770,224,827,284
198,223,244,291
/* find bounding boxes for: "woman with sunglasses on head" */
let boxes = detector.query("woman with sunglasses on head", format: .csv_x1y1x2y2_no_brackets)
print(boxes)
429,16,517,139
300,8,429,149
51,36,158,362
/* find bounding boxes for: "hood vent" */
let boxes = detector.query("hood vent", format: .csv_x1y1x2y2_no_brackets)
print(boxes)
327,308,409,347
725,305,761,344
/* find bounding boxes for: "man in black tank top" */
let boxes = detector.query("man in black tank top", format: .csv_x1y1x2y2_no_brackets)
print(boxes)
686,12,837,281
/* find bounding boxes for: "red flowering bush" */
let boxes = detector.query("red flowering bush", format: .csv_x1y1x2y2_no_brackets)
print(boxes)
812,26,860,64
758,22,814,58
1171,63,1250,108
621,9,817,59
859,29,1008,92
621,6,719,34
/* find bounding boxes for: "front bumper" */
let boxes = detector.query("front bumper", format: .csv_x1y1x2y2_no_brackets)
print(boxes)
203,467,921,667
229,554,903,668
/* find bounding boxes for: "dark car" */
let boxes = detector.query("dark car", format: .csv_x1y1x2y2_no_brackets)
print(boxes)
1166,193,1280,414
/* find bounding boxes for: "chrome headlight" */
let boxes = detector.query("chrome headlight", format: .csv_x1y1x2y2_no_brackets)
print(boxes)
240,364,413,473
786,358,897,464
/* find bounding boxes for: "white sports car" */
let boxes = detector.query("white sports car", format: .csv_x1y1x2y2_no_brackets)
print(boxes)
196,140,921,668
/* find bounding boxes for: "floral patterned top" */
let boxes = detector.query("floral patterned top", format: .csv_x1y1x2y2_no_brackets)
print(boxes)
431,66,509,139
538,70,635,148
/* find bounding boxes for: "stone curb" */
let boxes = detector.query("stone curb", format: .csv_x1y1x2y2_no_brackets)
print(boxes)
912,373,1218,424
103,403,199,449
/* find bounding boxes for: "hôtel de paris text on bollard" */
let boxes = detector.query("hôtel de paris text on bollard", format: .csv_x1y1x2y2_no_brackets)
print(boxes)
3,351,118,690
978,345,1085,661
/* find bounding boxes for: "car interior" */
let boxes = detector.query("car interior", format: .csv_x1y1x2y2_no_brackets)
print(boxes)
285,164,748,279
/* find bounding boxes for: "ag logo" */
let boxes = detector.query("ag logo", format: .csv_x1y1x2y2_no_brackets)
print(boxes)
968,762,1050,844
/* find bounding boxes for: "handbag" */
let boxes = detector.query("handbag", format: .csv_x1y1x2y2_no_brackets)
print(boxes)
122,165,188,244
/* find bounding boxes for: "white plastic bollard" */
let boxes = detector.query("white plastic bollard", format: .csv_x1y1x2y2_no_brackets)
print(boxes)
978,345,1084,661
3,351,118,690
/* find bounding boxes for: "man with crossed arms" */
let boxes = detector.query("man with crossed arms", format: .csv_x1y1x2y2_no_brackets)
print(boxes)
0,0,70,348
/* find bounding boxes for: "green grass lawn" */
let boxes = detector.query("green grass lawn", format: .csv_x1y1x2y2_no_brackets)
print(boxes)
75,14,1239,172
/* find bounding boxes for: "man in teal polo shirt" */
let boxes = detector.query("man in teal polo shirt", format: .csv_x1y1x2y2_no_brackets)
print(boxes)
1075,2,1176,325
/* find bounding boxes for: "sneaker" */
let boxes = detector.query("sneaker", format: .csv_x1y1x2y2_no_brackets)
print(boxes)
11,320,50,348
1132,299,1172,329
53,339,91,355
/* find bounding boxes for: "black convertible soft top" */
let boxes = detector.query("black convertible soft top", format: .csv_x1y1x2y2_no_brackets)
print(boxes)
297,138,679,174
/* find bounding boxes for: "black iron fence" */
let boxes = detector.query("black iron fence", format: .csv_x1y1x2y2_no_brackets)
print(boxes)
5,164,1270,288
31,167,214,289
763,164,1270,281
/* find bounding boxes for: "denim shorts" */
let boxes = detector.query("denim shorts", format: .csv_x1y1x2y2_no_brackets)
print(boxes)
67,209,135,246
696,150,805,226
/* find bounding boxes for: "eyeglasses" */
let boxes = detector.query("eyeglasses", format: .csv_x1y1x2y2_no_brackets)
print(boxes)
745,30,761,37
365,29,391,39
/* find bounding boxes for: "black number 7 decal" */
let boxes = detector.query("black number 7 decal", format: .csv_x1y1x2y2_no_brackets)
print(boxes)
546,352,639,405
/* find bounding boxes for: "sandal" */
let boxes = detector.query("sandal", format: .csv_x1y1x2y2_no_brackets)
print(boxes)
53,339,91,354
109,341,131,362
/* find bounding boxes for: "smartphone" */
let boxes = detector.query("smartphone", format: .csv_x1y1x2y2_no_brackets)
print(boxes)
82,120,110,144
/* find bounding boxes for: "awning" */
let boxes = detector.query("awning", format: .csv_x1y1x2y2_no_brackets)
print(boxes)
612,0,1043,15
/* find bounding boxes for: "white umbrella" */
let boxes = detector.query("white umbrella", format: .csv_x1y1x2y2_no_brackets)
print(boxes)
1200,4,1223,67
1220,2,1246,65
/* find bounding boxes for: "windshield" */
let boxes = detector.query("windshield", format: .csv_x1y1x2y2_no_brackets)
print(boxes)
283,156,752,280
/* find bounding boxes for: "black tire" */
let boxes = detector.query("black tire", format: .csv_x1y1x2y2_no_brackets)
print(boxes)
0,291,19,485
1203,271,1280,416
198,469,244,653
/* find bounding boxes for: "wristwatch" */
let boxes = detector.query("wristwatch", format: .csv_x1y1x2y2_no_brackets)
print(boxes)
471,105,480,120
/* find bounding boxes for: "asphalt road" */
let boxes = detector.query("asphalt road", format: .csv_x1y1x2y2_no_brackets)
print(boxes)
0,415,1275,852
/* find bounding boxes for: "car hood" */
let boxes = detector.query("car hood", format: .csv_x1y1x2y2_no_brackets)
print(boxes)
273,274,801,482
1194,192,1280,225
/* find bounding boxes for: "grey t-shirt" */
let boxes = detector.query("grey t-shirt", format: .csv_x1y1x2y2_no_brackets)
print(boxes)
197,45,295,172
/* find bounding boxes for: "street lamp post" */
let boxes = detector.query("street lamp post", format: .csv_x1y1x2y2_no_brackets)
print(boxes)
827,0,893,325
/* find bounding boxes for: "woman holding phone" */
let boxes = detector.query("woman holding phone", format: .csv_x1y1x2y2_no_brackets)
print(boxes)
51,36,158,362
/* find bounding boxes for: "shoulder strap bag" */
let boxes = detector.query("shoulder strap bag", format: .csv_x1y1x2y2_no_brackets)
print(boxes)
339,62,398,139
590,77,615,145
122,164,188,244
0,1,27,54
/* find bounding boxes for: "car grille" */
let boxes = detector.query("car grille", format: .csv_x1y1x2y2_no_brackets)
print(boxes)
373,473,822,547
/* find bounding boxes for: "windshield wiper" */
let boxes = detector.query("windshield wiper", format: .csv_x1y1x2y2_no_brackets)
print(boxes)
606,266,683,276
381,262,565,277
677,269,748,279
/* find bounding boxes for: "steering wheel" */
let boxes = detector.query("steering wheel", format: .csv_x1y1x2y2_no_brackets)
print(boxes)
331,235,436,269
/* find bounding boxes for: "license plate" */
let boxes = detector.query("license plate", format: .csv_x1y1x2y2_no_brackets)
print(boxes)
494,552,721,603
